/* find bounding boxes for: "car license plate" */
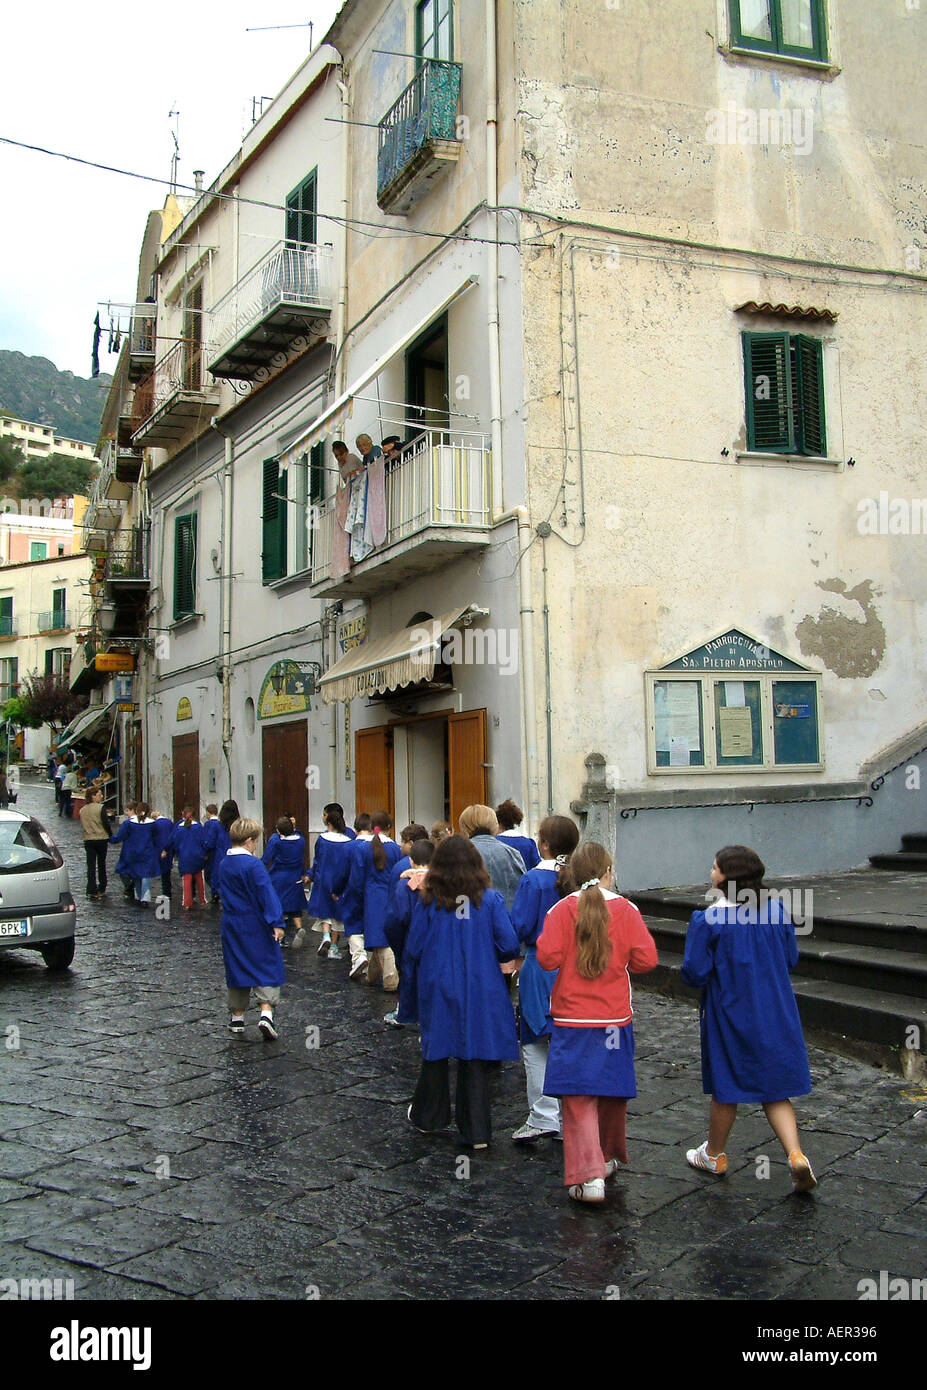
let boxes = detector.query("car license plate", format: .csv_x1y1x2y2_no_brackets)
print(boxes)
0,919,30,937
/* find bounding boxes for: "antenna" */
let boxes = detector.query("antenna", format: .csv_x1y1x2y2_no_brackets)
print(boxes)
168,107,180,195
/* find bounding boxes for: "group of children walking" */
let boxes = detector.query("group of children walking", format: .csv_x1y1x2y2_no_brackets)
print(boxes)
217,792,818,1205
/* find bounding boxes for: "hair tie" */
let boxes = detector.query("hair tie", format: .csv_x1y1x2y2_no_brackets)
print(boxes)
555,854,567,866
580,878,600,891
373,826,382,833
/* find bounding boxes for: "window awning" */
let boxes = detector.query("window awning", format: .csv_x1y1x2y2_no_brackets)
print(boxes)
55,701,116,751
279,277,478,467
320,604,477,705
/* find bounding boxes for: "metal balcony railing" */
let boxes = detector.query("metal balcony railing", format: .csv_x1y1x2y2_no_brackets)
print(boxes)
132,338,218,437
104,535,150,582
0,618,17,638
310,430,492,586
377,60,462,204
207,241,334,376
38,611,70,632
129,305,157,358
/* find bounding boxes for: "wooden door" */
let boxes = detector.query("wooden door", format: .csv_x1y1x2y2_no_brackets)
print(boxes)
172,733,200,820
262,719,309,840
448,708,488,830
355,725,394,823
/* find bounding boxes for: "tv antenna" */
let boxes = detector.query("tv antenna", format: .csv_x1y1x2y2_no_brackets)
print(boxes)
168,107,180,194
246,20,314,47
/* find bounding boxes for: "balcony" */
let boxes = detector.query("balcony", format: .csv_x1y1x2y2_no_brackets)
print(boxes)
207,241,334,382
38,611,70,633
131,339,220,449
115,445,143,484
0,617,17,641
377,60,463,214
308,431,492,600
127,304,157,382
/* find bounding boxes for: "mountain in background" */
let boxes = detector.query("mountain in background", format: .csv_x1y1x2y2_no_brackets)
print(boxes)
0,350,111,444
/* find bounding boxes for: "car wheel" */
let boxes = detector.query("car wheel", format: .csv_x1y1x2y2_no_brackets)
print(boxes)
40,938,75,971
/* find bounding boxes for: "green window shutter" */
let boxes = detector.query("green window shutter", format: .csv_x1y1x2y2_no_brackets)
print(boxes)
45,648,53,676
262,458,287,583
743,332,794,452
173,513,197,620
793,335,826,456
285,171,317,247
309,442,325,505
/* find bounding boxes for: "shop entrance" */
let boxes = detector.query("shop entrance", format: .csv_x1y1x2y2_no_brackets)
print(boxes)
172,732,200,820
261,719,309,839
354,708,487,832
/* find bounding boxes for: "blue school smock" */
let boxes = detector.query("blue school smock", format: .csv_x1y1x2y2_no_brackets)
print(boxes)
170,820,207,875
305,832,354,919
511,865,561,1042
497,830,541,871
153,816,175,873
202,818,219,881
349,837,403,949
544,1023,637,1097
681,898,812,1105
404,889,520,1062
210,823,233,894
219,850,286,989
331,835,371,937
262,832,306,915
385,874,420,1024
110,817,160,879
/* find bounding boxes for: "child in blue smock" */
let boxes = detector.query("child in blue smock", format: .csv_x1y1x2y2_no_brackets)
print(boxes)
331,813,373,978
306,803,355,960
110,802,159,905
510,814,579,1142
113,801,137,898
262,815,307,944
383,837,434,1028
202,804,219,901
221,817,286,1040
681,844,816,1192
496,797,541,870
405,834,520,1149
348,810,403,990
153,811,175,900
209,799,240,903
171,807,207,909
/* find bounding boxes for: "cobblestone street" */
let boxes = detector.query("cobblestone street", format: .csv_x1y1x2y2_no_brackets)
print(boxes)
2,781,925,1303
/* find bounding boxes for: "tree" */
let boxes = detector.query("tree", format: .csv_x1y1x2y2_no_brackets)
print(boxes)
14,673,87,731
18,452,95,500
0,694,42,730
0,435,24,485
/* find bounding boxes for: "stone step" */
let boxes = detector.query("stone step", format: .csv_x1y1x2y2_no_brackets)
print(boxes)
642,915,927,1001
900,833,927,853
640,918,927,1058
869,851,927,871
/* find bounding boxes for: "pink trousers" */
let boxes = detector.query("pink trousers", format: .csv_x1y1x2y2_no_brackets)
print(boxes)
182,871,206,909
561,1095,628,1187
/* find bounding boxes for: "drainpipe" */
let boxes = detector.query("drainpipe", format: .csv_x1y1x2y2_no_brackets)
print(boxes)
485,0,504,514
334,71,351,397
211,418,234,796
513,506,540,835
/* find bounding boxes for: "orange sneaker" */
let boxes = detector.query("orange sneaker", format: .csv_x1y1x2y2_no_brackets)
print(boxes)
788,1149,818,1192
686,1141,728,1175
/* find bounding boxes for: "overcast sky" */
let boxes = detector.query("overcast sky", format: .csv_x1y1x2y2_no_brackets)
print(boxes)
0,0,341,381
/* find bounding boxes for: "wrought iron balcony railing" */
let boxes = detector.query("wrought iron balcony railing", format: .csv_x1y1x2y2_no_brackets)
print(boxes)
131,339,219,447
377,60,462,213
208,241,335,380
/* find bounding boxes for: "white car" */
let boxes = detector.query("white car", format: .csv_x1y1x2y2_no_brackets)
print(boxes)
0,810,76,970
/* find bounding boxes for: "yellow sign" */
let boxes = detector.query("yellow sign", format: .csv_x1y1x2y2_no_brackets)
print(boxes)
339,615,367,653
257,662,312,721
177,697,193,722
95,653,135,672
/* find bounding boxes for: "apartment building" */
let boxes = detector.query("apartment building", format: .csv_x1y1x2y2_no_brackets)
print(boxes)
97,0,926,885
0,414,99,468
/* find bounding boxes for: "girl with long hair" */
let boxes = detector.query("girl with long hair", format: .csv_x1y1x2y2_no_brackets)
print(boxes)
208,799,241,901
262,814,308,946
346,810,402,989
305,803,354,960
404,834,520,1148
681,845,816,1191
536,842,658,1202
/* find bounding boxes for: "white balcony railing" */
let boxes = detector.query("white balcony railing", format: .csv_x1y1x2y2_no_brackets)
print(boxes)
208,241,334,370
309,430,492,587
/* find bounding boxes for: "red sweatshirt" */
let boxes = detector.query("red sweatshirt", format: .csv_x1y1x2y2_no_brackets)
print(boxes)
536,891,658,1026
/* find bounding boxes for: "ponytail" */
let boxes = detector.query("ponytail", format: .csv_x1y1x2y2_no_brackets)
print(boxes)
370,810,391,872
324,803,347,835
568,843,613,979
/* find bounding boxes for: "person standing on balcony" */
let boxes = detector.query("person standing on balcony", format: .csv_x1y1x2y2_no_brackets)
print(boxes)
356,434,387,549
332,440,363,483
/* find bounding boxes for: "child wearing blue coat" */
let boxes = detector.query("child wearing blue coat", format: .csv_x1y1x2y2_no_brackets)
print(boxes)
383,837,434,1028
262,816,307,944
496,797,541,871
110,803,160,905
331,813,373,978
221,817,286,1040
510,814,579,1142
306,804,355,960
681,844,817,1192
348,810,403,990
153,811,175,900
405,834,520,1148
170,807,207,909
209,800,240,902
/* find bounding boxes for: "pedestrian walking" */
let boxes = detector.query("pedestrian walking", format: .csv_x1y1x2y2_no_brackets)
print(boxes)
536,842,658,1204
60,764,80,818
496,798,541,871
348,810,402,990
305,803,355,960
383,836,434,1029
79,785,112,898
202,804,219,900
404,834,520,1149
331,812,373,979
262,815,307,944
209,800,241,902
171,807,208,909
0,767,9,809
221,817,286,1040
458,804,526,912
113,801,137,898
109,802,159,906
680,844,817,1192
54,758,66,809
153,810,175,900
510,814,580,1142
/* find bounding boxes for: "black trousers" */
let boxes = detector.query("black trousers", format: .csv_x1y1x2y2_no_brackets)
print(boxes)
84,841,108,894
410,1058,492,1146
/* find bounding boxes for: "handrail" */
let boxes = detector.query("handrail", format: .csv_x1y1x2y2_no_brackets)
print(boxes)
208,241,334,363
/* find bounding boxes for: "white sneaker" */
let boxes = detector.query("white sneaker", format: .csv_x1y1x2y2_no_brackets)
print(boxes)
349,953,368,980
568,1179,605,1203
512,1121,558,1142
686,1141,728,1175
291,927,307,950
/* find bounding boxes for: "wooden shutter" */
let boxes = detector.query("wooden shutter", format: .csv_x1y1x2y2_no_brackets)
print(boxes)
448,708,488,830
45,648,54,676
173,514,197,620
355,726,394,822
308,442,325,505
286,171,317,247
743,332,793,452
793,335,826,456
262,458,287,583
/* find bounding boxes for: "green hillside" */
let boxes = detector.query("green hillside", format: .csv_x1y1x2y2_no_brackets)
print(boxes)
0,350,111,445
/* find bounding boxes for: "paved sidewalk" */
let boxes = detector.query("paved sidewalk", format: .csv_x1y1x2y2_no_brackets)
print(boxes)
1,782,925,1300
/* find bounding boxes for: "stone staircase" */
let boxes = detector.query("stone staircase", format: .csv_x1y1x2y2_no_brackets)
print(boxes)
870,832,927,872
626,871,927,1076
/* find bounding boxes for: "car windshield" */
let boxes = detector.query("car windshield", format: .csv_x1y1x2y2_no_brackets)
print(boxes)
0,820,60,873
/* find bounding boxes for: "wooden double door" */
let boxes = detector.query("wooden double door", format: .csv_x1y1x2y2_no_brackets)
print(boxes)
355,708,487,832
262,719,309,838
171,733,200,820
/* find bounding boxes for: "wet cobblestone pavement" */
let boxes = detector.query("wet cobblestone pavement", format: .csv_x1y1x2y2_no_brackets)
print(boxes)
2,782,925,1302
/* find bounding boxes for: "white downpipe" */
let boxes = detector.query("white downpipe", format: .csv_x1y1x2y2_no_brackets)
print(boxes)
220,432,233,792
485,0,503,516
514,506,540,835
335,70,351,397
